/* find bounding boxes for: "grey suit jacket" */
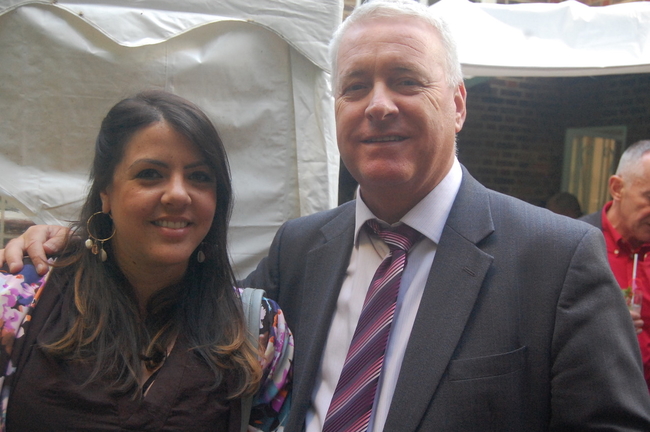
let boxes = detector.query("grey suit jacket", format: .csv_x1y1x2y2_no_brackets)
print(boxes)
244,168,650,431
579,210,603,230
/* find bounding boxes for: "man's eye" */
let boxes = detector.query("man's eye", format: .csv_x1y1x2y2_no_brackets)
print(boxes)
343,83,366,94
135,169,161,179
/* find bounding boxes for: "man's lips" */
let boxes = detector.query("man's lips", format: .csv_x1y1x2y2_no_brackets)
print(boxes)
361,135,407,143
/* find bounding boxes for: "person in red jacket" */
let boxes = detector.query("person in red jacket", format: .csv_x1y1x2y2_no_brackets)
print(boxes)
581,139,650,393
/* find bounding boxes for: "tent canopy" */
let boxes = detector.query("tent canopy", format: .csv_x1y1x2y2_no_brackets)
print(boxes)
434,0,650,77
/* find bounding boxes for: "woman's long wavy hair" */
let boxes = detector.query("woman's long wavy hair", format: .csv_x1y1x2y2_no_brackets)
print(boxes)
44,90,262,397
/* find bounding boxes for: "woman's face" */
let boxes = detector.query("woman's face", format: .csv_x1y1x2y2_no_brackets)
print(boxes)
100,121,217,278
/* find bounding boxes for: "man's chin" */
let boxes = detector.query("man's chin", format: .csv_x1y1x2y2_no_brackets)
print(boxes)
358,175,412,192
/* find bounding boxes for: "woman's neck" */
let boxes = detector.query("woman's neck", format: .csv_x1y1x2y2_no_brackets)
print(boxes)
115,257,187,313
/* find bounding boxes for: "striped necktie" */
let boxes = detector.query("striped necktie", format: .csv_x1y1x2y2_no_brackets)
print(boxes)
322,219,423,432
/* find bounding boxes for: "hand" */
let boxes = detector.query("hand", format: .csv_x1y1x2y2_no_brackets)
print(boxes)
0,225,71,275
630,309,644,334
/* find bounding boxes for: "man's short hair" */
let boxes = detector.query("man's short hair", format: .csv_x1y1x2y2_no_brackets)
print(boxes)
616,140,650,178
328,0,463,91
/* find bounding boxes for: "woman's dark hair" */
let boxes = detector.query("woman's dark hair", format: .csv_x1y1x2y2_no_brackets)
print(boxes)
45,90,261,397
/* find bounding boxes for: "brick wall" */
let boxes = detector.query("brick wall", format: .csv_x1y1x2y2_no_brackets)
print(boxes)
457,74,650,206
559,74,650,143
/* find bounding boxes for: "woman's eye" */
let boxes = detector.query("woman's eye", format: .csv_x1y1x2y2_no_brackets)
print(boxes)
135,169,162,179
189,171,214,183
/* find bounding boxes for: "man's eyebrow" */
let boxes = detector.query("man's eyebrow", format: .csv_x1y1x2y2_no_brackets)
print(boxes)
391,65,419,74
340,64,420,80
339,69,367,82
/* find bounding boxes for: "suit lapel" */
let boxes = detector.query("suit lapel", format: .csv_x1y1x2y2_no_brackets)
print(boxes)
384,170,495,431
288,205,356,431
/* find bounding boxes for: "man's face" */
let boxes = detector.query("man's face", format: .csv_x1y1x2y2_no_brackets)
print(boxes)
334,16,466,213
611,154,650,247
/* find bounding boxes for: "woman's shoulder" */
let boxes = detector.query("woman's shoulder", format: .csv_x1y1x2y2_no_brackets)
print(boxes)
0,263,52,384
0,263,48,299
0,263,52,327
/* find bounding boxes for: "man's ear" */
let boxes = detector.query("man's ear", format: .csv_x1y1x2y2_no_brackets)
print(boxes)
609,175,624,201
454,82,467,133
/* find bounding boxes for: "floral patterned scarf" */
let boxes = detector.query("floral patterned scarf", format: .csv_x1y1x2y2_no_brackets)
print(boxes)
0,264,49,431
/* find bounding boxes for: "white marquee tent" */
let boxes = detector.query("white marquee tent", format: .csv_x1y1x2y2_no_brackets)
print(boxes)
1,0,649,275
0,0,341,276
433,0,650,77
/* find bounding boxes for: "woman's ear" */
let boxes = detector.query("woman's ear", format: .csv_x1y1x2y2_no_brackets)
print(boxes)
100,189,111,214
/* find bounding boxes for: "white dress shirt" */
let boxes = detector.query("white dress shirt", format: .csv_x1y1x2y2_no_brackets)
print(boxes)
305,158,463,432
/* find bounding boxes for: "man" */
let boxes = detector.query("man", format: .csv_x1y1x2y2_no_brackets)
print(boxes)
580,139,650,392
546,191,583,218
3,1,650,430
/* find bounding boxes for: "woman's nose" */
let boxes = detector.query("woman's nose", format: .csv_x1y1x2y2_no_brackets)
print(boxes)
161,174,191,207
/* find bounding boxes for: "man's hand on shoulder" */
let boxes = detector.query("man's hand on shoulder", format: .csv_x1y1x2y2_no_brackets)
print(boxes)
0,225,70,275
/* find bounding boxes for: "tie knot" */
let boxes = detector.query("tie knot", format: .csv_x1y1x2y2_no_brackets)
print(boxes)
366,219,423,252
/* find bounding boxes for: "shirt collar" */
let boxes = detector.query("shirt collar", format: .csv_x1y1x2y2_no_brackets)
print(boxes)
354,157,463,245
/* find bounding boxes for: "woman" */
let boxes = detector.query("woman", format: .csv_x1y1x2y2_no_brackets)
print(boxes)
0,90,292,431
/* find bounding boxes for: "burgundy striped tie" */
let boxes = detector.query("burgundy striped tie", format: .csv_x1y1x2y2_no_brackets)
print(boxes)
322,220,423,432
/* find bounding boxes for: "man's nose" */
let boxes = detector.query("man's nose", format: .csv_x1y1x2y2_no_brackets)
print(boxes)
365,84,398,122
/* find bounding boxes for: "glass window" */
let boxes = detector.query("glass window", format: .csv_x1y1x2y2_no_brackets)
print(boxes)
561,126,627,214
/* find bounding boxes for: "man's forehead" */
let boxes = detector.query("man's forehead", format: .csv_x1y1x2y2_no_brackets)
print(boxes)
338,62,427,82
336,20,443,77
340,16,440,50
